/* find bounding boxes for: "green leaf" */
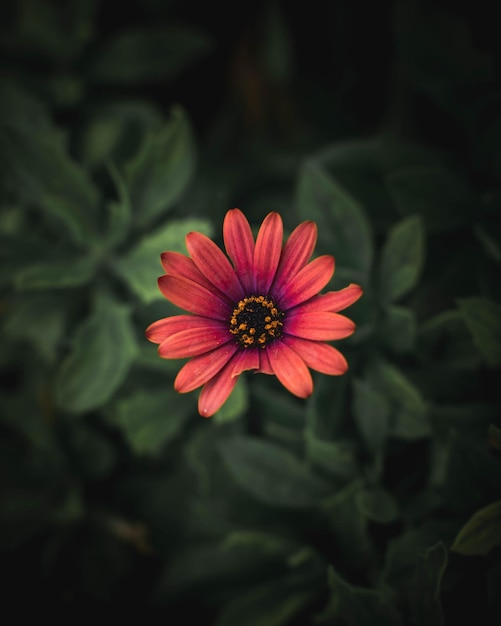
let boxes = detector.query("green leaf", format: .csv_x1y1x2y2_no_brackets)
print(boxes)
124,106,196,228
379,306,417,354
305,429,358,481
352,378,391,455
457,297,501,366
110,389,193,456
379,215,425,303
0,124,99,247
222,530,301,559
452,500,501,556
90,26,213,84
316,566,401,625
55,292,138,413
371,359,430,440
411,542,448,626
355,487,400,524
215,575,317,626
3,293,66,363
295,161,373,282
219,436,332,508
386,166,477,230
113,218,213,302
213,378,249,425
105,162,132,248
14,256,97,290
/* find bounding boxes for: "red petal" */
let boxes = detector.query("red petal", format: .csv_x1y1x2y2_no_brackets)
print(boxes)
272,221,317,294
160,251,217,292
158,275,232,320
285,336,348,375
186,231,244,301
259,349,274,374
223,209,255,293
290,284,363,315
278,255,334,309
254,212,283,293
146,314,213,344
174,344,237,393
267,341,313,398
285,311,355,340
198,348,260,417
158,324,232,358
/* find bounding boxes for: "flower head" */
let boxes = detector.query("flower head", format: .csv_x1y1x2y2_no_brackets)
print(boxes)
146,209,362,417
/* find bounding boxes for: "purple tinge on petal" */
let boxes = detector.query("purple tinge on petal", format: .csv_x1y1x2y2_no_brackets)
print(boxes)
267,340,313,398
272,221,317,295
223,208,255,293
146,314,215,344
198,348,260,417
158,275,232,320
284,336,348,375
254,212,283,294
158,323,232,359
186,231,244,302
259,349,274,374
174,344,238,394
285,311,355,341
277,255,334,310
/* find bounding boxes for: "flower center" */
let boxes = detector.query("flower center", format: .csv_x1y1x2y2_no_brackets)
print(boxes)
229,295,284,349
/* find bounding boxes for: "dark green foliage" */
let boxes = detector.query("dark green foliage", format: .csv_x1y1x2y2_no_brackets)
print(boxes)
1,0,500,620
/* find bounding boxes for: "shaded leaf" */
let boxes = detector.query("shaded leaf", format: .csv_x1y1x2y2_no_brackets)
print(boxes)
55,292,138,413
411,542,448,626
386,166,477,230
125,106,196,228
457,297,501,366
316,566,401,625
216,574,317,626
352,378,391,455
213,378,249,425
355,487,400,524
90,26,213,84
110,389,193,456
219,436,332,508
295,161,373,281
113,218,213,302
15,256,97,290
305,429,358,481
452,500,501,556
0,123,99,247
379,306,417,354
379,215,425,303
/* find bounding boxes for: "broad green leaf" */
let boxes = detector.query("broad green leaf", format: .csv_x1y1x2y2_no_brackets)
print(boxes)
379,215,425,303
125,106,197,228
110,389,193,456
452,500,501,556
295,161,373,281
215,575,317,626
3,293,66,363
213,378,249,425
352,378,391,455
15,256,97,290
90,27,213,84
0,124,99,247
457,297,501,366
105,162,132,248
379,306,417,354
355,487,400,524
411,542,448,626
219,436,332,508
56,292,138,413
371,360,430,440
305,429,358,481
386,166,477,230
316,566,401,625
113,218,213,302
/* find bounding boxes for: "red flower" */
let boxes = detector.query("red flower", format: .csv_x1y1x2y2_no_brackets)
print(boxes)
146,209,362,417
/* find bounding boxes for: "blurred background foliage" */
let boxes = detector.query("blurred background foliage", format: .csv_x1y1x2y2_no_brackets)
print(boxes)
1,0,500,620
